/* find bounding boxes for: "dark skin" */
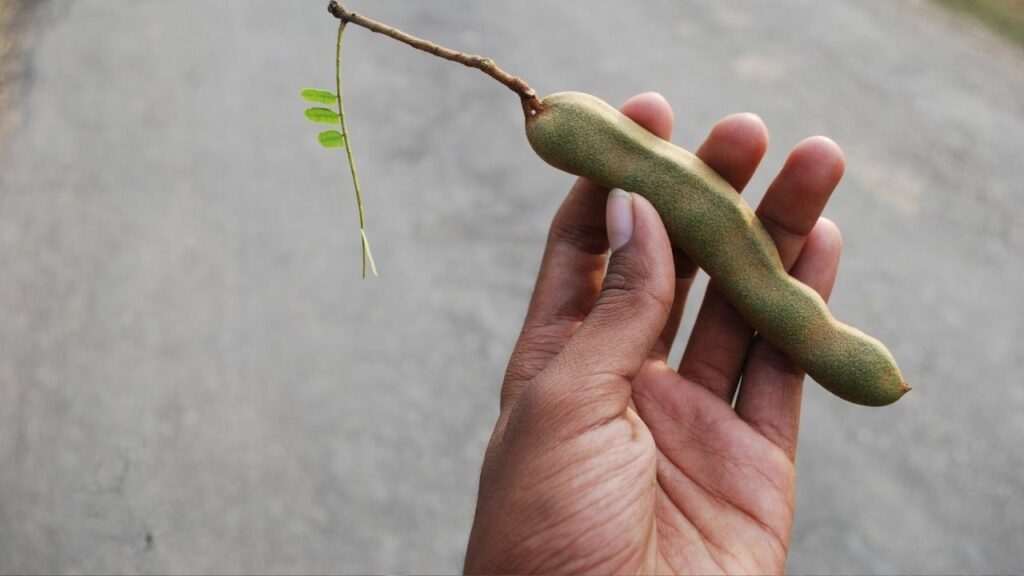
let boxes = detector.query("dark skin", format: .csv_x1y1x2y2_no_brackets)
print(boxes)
464,93,847,574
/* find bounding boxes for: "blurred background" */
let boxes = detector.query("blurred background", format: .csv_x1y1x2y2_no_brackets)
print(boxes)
0,0,1021,573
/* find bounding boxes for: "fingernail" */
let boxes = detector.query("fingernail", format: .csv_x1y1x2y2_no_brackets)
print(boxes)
606,189,634,252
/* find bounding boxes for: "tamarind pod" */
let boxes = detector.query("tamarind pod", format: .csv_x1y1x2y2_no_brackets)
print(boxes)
525,92,909,406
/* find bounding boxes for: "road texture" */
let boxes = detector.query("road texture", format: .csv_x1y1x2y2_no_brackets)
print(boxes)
1,1,1022,573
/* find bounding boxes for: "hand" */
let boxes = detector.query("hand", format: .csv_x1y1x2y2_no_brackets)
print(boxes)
464,92,846,574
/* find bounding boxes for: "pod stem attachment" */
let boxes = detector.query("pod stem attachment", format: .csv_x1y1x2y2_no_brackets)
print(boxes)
327,1,543,115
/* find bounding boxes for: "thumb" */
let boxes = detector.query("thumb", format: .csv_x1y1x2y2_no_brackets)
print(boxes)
533,190,675,417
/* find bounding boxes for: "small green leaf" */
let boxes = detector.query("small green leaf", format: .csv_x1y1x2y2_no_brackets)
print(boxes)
318,130,346,149
304,107,340,125
300,88,338,105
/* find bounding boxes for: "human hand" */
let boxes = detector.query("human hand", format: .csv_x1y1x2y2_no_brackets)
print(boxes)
464,92,846,574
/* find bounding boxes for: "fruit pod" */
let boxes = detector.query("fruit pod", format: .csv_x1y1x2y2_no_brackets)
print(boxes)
525,92,909,406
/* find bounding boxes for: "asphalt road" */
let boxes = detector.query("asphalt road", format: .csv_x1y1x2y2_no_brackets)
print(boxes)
1,1,1022,573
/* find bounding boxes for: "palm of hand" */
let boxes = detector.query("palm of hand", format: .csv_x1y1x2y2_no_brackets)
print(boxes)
468,365,797,574
598,366,795,574
465,92,845,575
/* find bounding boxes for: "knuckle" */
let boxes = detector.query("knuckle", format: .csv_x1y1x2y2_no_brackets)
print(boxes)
600,254,673,316
546,216,607,256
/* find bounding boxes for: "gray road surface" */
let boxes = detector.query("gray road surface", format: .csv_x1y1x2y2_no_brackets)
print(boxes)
1,1,1022,573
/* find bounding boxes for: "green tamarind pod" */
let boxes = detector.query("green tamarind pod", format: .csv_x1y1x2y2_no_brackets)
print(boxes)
525,92,909,406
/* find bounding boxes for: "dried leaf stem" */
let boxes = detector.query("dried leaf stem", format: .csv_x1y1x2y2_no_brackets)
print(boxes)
327,1,543,115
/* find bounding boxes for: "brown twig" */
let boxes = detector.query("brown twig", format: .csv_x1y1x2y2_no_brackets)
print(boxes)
327,1,543,115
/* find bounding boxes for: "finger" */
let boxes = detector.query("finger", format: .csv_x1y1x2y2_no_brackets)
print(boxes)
735,218,843,460
678,136,846,403
651,113,769,361
501,92,673,408
530,193,675,427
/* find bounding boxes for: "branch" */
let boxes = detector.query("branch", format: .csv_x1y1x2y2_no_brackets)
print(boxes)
327,1,543,115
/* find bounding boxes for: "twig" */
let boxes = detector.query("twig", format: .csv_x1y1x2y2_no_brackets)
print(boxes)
327,1,543,115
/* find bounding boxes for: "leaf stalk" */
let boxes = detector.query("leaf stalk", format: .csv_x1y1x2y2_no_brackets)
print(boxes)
335,19,377,277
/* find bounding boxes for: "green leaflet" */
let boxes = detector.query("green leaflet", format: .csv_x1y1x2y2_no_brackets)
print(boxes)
304,107,340,125
300,88,339,105
318,130,346,149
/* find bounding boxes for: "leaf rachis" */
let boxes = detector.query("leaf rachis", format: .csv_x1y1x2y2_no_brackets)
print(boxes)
334,20,377,278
